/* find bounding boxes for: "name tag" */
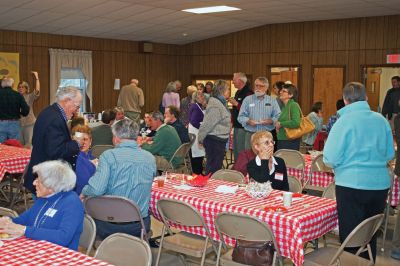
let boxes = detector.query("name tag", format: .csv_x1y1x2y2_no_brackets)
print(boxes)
275,173,283,181
249,103,255,107
265,103,271,106
44,208,57,217
238,98,242,101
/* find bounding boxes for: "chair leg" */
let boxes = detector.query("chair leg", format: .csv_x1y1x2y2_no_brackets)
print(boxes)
155,226,166,266
215,242,222,266
200,236,209,266
381,204,390,252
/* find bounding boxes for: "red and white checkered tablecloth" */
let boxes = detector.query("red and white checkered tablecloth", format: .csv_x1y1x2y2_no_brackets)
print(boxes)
150,178,338,266
287,154,400,206
0,237,111,266
0,144,31,182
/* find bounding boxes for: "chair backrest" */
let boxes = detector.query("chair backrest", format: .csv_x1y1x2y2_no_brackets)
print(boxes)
91,145,113,158
79,214,96,255
94,233,152,266
329,214,384,265
322,182,336,200
288,175,302,193
211,169,245,184
84,195,147,239
168,142,192,169
0,207,18,218
274,149,305,170
310,154,332,173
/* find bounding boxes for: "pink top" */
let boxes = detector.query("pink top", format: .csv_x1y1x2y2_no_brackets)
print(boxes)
162,92,180,108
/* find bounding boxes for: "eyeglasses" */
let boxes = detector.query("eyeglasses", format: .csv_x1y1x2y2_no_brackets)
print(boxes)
261,140,275,145
280,89,289,94
72,101,81,110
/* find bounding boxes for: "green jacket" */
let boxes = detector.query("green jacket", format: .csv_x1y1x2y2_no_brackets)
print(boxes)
141,124,182,168
277,99,302,140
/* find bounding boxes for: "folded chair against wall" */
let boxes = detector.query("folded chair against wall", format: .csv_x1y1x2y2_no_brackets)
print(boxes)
155,198,218,266
211,169,245,184
214,212,283,266
94,233,152,266
84,195,150,241
304,214,384,266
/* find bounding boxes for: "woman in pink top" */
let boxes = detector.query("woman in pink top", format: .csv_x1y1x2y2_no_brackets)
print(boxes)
162,81,180,109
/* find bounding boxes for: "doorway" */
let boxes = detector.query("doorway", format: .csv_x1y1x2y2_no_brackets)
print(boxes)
312,66,345,123
267,65,301,97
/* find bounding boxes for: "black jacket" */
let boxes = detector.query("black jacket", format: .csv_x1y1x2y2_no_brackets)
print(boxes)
247,156,289,191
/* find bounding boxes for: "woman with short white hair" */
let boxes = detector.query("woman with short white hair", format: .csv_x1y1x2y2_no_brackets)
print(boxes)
0,160,84,250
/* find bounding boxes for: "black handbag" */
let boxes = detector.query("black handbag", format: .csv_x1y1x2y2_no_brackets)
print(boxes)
232,240,275,266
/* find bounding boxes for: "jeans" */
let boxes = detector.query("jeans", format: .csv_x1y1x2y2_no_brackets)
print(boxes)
95,215,151,240
0,120,21,143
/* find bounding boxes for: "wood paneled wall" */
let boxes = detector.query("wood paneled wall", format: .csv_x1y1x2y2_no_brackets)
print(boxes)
178,15,400,113
0,30,180,115
1,15,400,116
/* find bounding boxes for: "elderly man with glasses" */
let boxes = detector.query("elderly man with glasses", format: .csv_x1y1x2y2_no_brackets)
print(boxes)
24,86,83,196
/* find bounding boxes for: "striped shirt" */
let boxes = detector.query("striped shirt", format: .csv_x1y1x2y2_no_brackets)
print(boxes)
82,140,157,217
237,94,281,132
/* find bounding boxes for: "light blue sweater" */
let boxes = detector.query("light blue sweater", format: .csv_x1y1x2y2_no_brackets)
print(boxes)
323,101,394,190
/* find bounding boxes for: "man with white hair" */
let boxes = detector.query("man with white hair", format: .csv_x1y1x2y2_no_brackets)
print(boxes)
24,86,83,194
0,77,30,142
117,78,144,124
82,119,156,240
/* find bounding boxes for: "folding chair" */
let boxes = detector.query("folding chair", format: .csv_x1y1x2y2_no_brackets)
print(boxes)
155,198,218,266
379,167,395,252
79,214,96,255
95,233,151,266
166,142,193,174
306,154,333,192
274,149,307,188
214,212,283,266
0,206,18,218
304,214,384,266
91,145,113,158
84,195,149,241
288,175,302,193
211,169,245,184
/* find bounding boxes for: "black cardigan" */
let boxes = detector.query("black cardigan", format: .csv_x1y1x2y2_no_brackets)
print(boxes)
247,156,289,191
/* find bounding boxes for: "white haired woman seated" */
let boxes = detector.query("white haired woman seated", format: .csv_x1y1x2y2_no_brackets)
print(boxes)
0,160,84,250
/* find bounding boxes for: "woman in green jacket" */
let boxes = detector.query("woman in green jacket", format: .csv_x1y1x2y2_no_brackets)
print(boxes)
275,84,302,151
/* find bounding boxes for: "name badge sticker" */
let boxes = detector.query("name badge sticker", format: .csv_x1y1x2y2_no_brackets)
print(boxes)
249,103,255,107
275,173,284,181
44,208,58,217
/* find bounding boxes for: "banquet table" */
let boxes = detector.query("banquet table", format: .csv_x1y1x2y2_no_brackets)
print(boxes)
0,144,31,182
287,154,400,206
0,237,111,266
150,178,338,266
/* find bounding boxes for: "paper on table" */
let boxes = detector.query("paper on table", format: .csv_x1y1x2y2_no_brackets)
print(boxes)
172,184,193,190
215,185,238,194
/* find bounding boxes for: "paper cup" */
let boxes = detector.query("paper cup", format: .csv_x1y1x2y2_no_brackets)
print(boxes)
283,192,293,207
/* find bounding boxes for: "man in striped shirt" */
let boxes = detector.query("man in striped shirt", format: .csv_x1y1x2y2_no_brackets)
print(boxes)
82,118,156,240
238,77,281,151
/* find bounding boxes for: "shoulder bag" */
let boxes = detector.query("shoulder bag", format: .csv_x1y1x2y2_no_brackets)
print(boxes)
284,103,315,140
232,240,275,266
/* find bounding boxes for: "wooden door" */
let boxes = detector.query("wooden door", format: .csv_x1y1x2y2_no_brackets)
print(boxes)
313,67,344,123
365,68,380,112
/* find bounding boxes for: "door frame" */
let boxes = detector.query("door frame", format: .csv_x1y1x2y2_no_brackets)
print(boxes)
266,64,302,99
360,64,400,82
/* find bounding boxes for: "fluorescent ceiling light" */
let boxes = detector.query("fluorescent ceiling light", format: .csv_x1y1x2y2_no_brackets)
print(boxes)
182,5,241,14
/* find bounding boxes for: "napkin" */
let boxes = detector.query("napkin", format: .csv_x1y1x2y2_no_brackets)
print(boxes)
215,185,238,194
172,184,193,190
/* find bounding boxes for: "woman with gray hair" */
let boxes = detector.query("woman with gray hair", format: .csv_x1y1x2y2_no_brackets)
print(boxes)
162,81,180,110
198,80,231,174
0,160,84,250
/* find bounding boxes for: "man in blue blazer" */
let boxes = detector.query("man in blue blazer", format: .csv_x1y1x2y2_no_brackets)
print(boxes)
24,86,83,194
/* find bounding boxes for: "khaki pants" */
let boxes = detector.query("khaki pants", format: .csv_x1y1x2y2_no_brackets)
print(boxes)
155,155,170,171
125,111,141,124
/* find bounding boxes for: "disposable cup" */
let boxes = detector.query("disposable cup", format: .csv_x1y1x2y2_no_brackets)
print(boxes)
283,192,293,207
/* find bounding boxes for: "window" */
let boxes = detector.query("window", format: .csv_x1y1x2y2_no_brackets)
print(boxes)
59,67,88,112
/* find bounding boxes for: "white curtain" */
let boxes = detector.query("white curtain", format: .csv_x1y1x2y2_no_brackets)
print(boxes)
49,48,93,109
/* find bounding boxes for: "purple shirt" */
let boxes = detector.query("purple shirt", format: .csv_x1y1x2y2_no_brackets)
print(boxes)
162,92,180,108
189,103,204,129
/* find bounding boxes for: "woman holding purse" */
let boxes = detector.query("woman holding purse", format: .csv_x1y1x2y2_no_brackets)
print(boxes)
275,84,302,151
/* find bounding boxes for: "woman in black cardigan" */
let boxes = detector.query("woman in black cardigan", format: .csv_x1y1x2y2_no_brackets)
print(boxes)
247,131,289,191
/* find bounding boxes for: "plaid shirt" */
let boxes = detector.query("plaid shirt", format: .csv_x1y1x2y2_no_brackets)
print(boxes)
0,87,30,120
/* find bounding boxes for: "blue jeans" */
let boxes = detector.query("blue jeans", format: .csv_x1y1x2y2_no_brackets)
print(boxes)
94,215,151,240
0,120,21,143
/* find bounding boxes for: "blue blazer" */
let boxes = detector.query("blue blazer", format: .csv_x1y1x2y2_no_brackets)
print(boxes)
24,103,80,192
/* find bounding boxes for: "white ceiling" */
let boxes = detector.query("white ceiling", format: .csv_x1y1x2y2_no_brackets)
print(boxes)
0,0,399,45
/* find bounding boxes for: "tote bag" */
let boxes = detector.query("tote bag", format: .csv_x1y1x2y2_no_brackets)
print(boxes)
284,103,315,140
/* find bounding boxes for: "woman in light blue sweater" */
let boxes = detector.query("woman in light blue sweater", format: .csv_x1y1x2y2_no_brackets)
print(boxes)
324,82,394,261
0,160,84,250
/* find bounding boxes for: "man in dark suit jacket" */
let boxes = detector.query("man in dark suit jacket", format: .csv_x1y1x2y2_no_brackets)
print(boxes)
24,86,83,194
